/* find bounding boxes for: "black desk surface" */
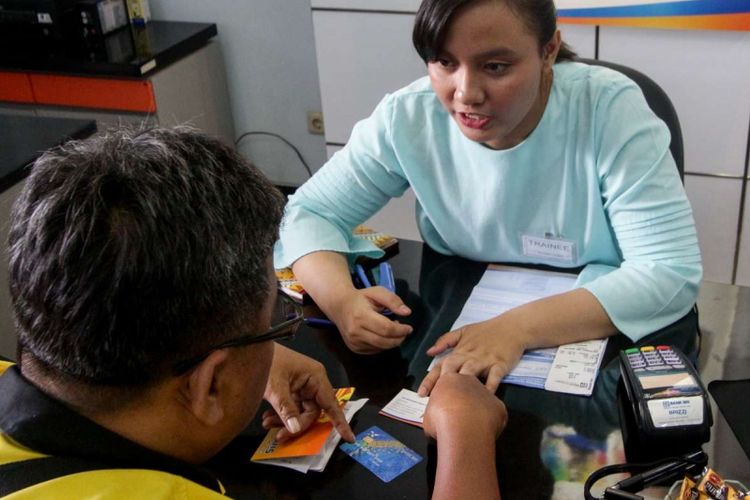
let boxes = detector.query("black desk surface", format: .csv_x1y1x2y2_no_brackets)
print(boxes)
0,21,217,78
0,115,97,192
210,241,750,499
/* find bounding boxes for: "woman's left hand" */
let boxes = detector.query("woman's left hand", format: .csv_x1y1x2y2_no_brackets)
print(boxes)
417,315,529,396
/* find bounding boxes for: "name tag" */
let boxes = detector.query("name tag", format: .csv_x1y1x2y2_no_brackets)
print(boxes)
522,235,575,263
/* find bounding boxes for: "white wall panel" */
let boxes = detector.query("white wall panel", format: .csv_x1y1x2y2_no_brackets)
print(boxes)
366,189,421,242
312,0,420,11
313,11,426,144
151,0,327,186
559,24,596,59
599,27,750,178
326,144,342,159
684,175,742,284
734,185,750,286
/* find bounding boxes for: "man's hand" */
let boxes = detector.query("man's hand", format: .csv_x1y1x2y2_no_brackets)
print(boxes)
423,373,506,500
423,372,507,442
325,286,413,354
262,344,355,443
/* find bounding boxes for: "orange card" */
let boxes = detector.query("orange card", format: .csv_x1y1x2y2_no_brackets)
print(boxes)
252,421,333,460
251,387,355,461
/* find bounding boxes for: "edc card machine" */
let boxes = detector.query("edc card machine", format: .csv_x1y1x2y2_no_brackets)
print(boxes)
618,345,712,463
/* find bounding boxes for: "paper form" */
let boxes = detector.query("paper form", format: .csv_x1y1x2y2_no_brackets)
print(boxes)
427,265,607,396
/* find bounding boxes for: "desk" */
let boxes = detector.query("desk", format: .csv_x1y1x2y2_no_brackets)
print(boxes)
213,240,748,499
0,115,97,360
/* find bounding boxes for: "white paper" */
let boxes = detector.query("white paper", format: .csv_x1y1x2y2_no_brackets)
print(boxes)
379,389,428,426
543,339,608,395
254,398,368,473
427,265,607,396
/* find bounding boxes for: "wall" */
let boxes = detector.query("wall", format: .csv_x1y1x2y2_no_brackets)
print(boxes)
310,2,750,286
150,0,328,187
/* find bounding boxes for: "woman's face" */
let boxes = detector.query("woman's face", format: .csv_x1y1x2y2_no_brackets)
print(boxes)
427,0,560,150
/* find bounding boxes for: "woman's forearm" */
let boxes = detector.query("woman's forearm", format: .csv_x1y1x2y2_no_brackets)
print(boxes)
504,288,617,351
291,251,356,310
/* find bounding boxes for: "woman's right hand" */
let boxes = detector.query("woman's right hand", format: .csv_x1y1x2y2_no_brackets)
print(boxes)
291,251,412,354
326,285,413,354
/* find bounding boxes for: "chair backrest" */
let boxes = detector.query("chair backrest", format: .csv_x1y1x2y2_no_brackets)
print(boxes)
578,58,684,181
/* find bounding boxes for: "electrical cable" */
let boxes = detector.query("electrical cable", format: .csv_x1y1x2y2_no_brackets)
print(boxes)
235,131,313,178
583,450,707,500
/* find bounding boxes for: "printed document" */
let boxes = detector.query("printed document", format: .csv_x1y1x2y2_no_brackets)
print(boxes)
428,265,607,396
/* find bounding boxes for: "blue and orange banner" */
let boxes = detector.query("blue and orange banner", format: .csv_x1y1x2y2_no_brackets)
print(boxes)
557,0,750,31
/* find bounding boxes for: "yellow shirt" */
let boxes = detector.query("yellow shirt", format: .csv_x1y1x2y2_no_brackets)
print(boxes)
0,361,228,499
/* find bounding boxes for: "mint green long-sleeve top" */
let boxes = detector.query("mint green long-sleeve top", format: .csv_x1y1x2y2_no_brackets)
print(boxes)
274,62,702,341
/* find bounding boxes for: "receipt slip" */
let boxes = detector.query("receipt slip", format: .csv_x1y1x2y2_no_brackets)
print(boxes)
252,387,355,461
543,340,607,396
379,389,429,428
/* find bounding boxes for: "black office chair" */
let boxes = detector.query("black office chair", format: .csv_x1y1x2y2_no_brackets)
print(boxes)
579,59,702,365
578,58,684,182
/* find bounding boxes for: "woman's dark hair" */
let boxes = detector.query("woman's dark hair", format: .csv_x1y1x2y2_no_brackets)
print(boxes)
413,0,577,63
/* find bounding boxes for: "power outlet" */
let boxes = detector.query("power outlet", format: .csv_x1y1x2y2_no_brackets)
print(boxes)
307,111,325,135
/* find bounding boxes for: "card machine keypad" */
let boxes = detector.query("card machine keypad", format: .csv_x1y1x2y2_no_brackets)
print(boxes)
625,345,686,372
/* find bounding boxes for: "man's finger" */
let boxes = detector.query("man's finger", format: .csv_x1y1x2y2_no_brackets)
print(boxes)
261,411,284,429
275,400,320,442
266,390,303,435
315,387,355,443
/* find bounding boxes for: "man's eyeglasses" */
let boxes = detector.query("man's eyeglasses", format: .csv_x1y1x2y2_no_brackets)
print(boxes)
173,291,303,374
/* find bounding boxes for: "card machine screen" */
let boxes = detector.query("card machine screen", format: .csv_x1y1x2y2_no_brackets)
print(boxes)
638,371,701,395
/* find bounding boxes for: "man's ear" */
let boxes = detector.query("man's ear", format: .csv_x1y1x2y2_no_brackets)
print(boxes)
181,349,230,427
543,29,562,66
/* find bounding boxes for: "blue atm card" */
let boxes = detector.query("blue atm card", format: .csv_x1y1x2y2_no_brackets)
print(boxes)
339,426,422,482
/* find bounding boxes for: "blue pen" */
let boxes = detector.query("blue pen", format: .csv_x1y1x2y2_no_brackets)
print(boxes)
354,264,372,289
378,262,395,292
355,263,397,316
370,262,395,316
303,316,335,327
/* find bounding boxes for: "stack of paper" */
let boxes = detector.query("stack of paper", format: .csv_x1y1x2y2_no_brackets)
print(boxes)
428,265,608,396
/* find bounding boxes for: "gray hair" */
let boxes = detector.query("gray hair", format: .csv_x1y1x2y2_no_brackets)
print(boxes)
9,126,285,386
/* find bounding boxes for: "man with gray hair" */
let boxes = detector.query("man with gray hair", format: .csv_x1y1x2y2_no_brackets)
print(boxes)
0,126,354,497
